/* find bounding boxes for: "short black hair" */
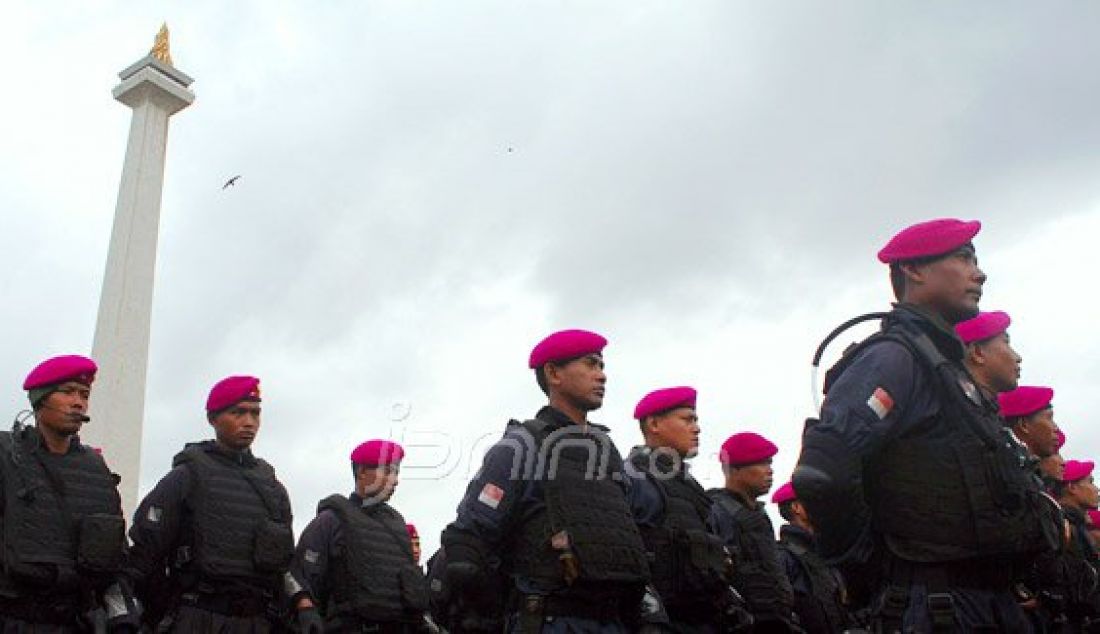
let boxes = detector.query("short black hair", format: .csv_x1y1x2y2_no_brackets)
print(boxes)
535,366,549,395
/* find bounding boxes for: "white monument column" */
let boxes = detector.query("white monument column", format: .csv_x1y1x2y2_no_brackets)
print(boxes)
86,25,194,516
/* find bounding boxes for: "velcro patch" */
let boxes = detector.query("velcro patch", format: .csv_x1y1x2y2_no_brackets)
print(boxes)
867,387,895,419
478,483,504,510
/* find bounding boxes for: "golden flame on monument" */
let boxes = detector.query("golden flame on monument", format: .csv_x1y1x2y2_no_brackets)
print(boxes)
150,23,173,66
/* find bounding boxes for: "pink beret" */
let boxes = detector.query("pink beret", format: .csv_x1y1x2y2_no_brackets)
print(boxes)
771,481,797,505
206,375,261,412
955,311,1011,345
1056,429,1066,450
634,386,697,420
877,218,981,264
350,439,405,465
406,523,419,539
528,329,607,369
1063,459,1094,483
1088,509,1100,527
23,355,97,390
720,432,778,466
998,386,1054,419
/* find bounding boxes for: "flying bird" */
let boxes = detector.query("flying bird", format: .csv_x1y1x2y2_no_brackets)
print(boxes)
222,175,242,190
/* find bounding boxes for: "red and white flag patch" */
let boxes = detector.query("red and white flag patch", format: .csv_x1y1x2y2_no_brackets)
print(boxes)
866,387,895,419
478,482,505,510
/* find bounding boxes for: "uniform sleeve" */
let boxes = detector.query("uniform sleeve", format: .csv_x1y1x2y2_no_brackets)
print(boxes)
127,465,191,587
627,475,664,528
442,433,532,550
793,340,928,563
290,510,339,608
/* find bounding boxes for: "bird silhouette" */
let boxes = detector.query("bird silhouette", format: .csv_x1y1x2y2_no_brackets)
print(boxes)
222,175,242,190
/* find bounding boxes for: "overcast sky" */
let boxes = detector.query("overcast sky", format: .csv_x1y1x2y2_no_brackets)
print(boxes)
3,1,1100,555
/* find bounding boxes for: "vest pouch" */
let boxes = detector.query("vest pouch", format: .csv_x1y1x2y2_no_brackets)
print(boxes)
76,513,125,574
252,519,294,572
2,549,57,588
398,565,430,612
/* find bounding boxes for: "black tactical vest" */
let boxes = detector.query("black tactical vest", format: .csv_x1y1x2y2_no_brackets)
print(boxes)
174,443,293,584
508,420,650,595
318,495,428,623
628,449,729,618
836,316,1057,562
778,525,846,634
0,427,124,592
708,489,794,622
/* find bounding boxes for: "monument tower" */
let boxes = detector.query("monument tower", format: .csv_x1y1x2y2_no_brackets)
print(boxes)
86,25,194,514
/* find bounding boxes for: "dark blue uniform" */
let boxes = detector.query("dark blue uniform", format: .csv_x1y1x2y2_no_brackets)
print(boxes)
795,305,1051,632
442,406,656,634
708,489,795,631
128,443,294,633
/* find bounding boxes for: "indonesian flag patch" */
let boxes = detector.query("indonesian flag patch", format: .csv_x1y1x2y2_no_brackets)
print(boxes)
478,482,505,510
866,387,895,419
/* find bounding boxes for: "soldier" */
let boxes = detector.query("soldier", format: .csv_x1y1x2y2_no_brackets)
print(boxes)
1051,460,1100,627
1038,431,1067,484
0,355,139,632
708,432,796,632
128,375,295,632
955,310,1021,398
407,524,422,568
289,439,429,633
440,329,661,633
794,218,1057,631
626,386,750,633
772,482,851,634
1087,510,1100,548
999,386,1061,461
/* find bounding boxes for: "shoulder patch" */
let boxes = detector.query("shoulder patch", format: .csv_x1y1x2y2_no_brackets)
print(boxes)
477,482,505,510
867,387,895,419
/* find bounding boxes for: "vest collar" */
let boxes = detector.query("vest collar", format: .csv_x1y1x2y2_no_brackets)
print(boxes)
201,439,257,466
629,445,688,479
536,405,609,433
780,523,816,549
889,303,966,362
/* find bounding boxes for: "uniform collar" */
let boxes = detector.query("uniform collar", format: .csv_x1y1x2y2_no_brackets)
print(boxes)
350,492,389,511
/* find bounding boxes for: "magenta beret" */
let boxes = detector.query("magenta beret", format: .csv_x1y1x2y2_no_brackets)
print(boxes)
528,329,607,369
877,218,981,264
1063,459,1094,483
406,523,419,539
1056,429,1066,450
206,375,261,412
998,386,1054,419
350,439,405,465
955,311,1011,345
720,432,778,466
771,481,797,505
634,386,697,420
1088,509,1100,527
23,355,97,390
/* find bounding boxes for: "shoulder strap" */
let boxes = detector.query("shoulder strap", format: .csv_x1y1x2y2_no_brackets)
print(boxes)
708,488,746,522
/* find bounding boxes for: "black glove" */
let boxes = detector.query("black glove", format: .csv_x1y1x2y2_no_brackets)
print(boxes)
296,607,324,634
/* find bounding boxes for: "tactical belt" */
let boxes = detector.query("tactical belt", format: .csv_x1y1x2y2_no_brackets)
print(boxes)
885,556,1015,591
0,596,80,625
332,619,421,634
513,593,628,622
179,589,271,617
